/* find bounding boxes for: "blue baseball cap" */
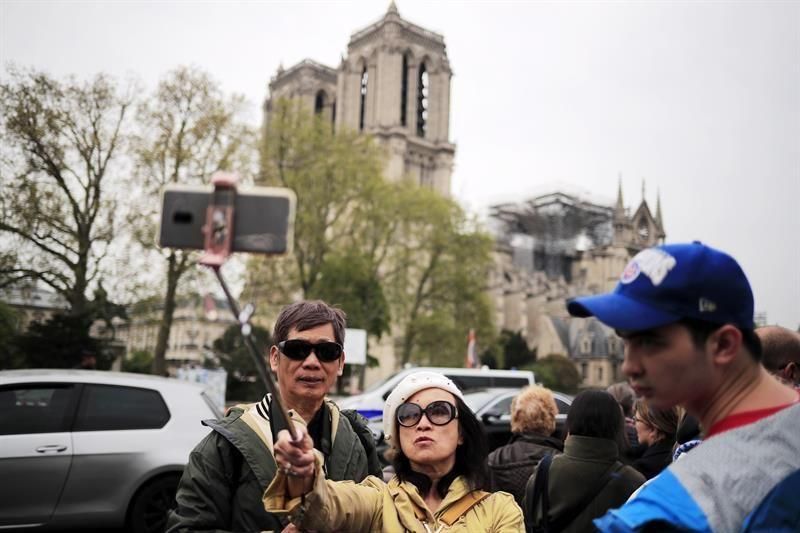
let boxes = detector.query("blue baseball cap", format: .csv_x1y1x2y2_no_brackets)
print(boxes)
567,242,755,331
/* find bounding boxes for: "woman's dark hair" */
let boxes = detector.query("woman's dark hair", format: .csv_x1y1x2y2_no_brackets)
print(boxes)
392,395,489,498
566,390,627,451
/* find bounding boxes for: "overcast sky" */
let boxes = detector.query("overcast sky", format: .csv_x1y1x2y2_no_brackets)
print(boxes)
2,0,798,329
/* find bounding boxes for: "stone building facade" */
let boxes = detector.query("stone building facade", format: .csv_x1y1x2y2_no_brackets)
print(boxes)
263,2,455,196
489,182,666,388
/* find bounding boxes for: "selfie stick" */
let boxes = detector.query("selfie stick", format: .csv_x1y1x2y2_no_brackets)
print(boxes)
199,172,298,441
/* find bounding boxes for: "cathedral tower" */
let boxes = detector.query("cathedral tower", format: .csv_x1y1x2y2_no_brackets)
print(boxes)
263,3,456,196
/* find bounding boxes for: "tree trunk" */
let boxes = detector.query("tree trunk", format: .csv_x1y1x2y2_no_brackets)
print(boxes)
152,252,181,376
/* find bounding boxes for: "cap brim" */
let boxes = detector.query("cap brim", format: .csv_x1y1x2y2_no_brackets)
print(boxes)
567,293,681,331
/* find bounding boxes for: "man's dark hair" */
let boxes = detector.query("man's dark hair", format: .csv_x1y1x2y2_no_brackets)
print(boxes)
272,300,346,345
678,318,762,362
757,325,800,372
392,395,489,497
566,390,626,451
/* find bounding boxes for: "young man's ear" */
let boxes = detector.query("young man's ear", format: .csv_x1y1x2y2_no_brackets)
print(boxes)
709,325,743,366
783,362,799,385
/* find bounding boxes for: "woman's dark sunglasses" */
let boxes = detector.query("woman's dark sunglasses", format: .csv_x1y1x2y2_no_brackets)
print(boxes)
396,400,458,427
278,339,343,362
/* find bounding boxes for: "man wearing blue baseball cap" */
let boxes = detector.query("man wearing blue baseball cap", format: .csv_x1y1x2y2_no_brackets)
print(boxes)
566,242,799,532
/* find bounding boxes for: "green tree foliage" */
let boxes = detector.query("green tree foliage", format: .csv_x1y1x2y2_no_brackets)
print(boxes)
256,99,387,297
121,349,154,374
502,330,536,369
0,302,21,369
131,66,255,375
10,312,112,369
530,354,581,394
307,252,390,338
253,101,495,368
0,68,133,318
212,323,272,402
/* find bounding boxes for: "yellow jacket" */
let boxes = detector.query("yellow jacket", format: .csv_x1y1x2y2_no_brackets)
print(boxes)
264,459,523,532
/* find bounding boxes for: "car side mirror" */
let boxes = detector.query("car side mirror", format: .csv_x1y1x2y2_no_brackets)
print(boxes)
481,411,502,425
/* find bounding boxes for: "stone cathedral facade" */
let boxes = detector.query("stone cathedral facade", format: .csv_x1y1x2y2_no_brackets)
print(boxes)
263,2,455,197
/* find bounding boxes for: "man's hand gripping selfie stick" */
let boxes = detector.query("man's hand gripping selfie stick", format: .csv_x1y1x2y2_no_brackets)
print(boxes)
199,173,298,441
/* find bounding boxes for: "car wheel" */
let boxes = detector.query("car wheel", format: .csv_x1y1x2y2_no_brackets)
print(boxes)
127,475,179,533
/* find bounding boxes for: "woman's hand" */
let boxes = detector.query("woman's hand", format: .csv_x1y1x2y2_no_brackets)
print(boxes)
274,426,315,497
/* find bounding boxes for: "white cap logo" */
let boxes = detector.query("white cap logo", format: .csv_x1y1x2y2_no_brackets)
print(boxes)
620,248,677,286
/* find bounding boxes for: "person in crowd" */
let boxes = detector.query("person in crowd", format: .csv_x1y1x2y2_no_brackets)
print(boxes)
523,390,645,533
567,242,800,531
630,399,679,479
672,411,702,462
488,385,564,506
265,371,524,532
167,300,381,532
606,381,638,448
757,325,800,387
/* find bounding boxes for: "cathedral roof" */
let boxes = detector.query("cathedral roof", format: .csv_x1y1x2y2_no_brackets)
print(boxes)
349,2,446,50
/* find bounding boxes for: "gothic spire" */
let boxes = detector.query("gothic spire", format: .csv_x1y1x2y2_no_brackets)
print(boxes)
655,188,664,229
614,174,626,222
387,1,399,16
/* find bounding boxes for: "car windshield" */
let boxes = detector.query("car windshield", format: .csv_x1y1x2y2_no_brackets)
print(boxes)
462,390,503,413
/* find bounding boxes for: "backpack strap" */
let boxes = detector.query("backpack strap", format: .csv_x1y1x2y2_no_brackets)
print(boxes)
548,460,623,532
525,452,553,533
340,408,383,477
439,490,491,526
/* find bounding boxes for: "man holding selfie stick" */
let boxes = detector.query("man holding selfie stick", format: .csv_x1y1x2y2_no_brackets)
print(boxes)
163,174,380,532
166,301,381,532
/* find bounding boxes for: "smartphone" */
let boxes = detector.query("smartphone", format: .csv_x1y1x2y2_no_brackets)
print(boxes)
159,184,295,255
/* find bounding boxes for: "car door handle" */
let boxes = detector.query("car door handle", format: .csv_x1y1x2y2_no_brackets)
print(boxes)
36,445,68,453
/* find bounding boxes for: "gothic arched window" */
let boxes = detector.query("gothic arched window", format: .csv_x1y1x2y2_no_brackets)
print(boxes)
416,62,428,137
314,90,327,116
401,54,409,127
359,67,368,131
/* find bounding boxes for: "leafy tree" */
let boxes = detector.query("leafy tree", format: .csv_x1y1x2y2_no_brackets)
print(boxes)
501,330,536,369
212,323,272,402
10,312,112,369
0,68,133,319
0,302,21,369
253,101,495,369
130,66,255,376
307,251,390,339
254,99,387,298
530,354,581,394
121,349,154,374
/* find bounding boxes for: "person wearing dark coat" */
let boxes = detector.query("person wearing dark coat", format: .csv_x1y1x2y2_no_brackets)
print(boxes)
631,399,679,479
524,390,645,533
488,385,563,506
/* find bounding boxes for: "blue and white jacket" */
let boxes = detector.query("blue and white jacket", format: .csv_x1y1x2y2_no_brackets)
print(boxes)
595,402,800,532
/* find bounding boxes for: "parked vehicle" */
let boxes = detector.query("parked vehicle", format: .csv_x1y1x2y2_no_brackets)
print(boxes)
464,387,574,450
0,369,220,532
338,367,536,419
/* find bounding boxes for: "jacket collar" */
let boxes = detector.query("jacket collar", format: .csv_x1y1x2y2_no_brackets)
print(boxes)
564,434,620,461
388,475,472,530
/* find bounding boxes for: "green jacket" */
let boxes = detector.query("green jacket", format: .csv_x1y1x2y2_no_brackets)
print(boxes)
166,398,381,533
524,435,645,533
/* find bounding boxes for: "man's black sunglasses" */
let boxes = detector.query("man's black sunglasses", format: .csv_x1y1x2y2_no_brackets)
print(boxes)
278,339,343,362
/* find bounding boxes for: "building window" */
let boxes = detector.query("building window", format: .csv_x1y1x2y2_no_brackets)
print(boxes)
314,90,326,116
581,362,588,379
401,54,409,127
597,366,603,382
359,67,368,131
416,63,428,137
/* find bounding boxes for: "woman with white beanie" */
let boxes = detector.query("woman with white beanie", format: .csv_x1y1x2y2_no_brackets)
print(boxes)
265,370,524,532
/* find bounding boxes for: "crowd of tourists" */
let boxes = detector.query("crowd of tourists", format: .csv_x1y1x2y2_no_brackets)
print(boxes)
166,241,799,532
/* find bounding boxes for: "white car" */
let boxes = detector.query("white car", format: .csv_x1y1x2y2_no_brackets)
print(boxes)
0,369,220,532
338,367,536,419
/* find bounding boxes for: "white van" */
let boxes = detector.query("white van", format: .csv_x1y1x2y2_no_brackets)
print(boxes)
337,367,535,419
